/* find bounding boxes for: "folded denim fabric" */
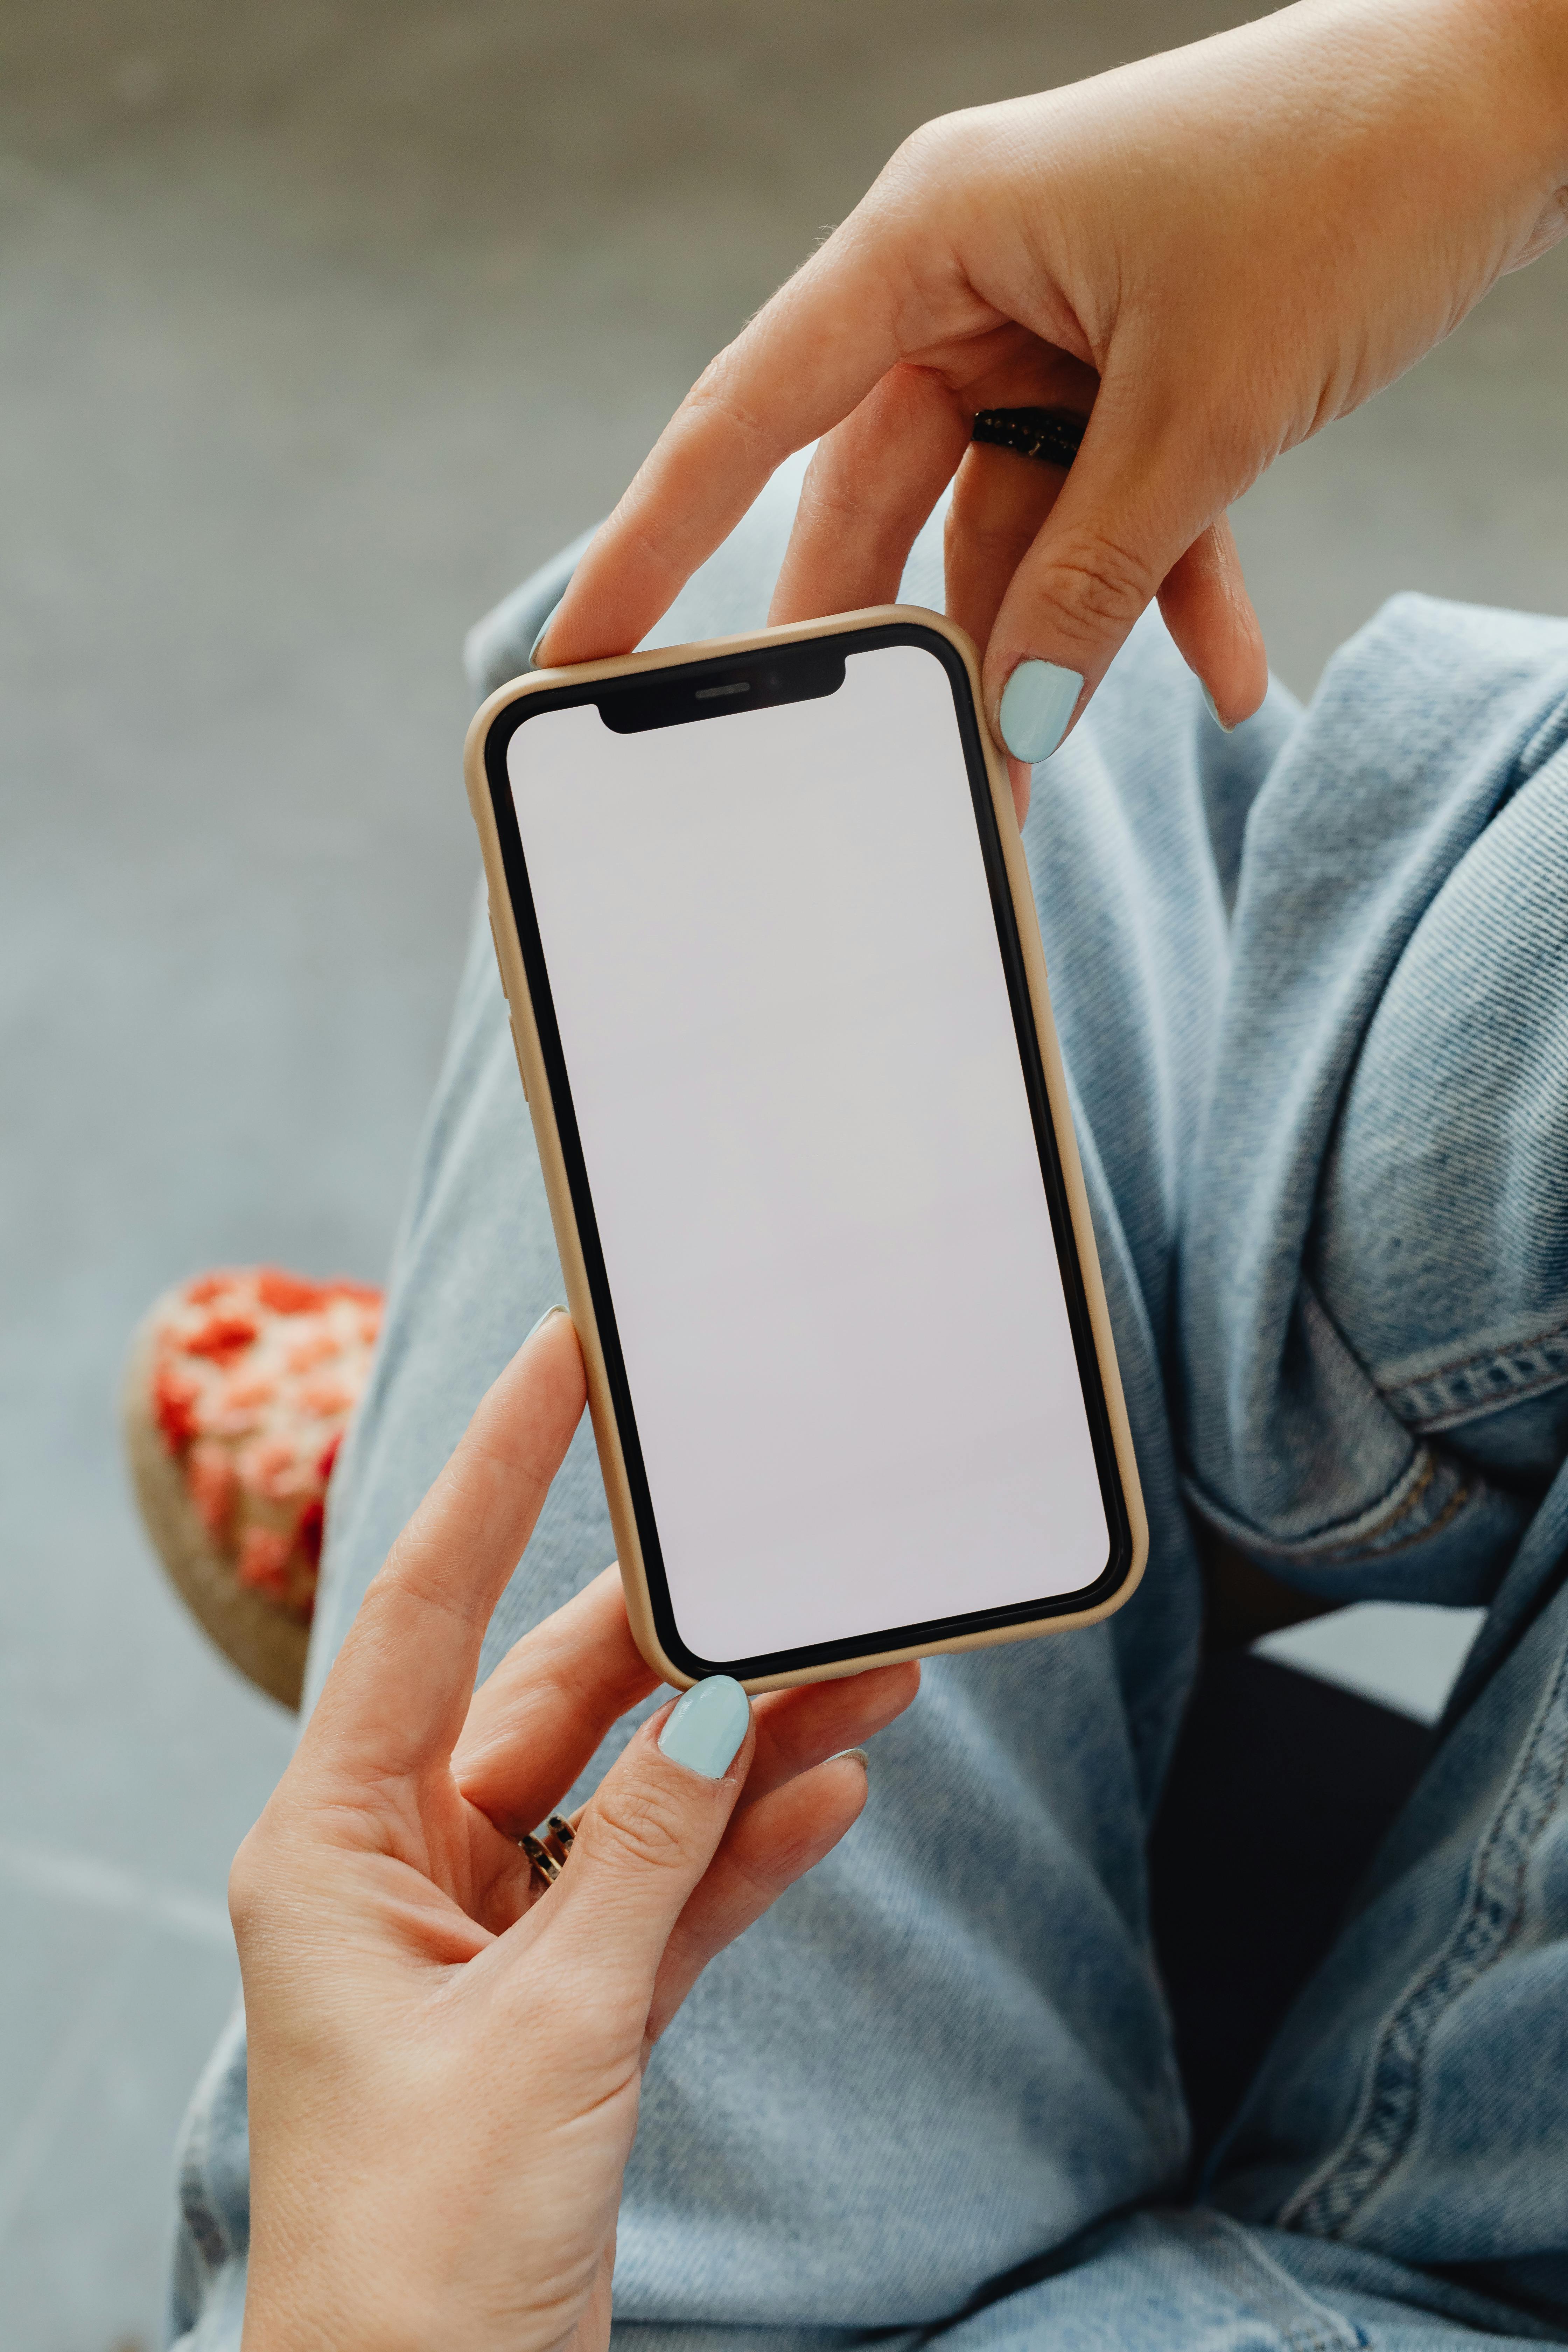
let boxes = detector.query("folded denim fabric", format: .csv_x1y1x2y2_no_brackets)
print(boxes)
1179,594,1568,1604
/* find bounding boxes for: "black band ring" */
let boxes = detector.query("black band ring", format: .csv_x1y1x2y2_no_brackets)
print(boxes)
971,407,1086,469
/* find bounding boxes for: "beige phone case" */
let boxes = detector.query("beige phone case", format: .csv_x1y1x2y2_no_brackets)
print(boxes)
464,605,1147,1692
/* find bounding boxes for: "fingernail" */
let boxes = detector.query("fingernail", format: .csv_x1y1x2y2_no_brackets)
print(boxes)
528,604,563,670
658,1676,750,1778
526,1303,567,1341
998,660,1082,764
833,1747,869,1773
1202,684,1236,735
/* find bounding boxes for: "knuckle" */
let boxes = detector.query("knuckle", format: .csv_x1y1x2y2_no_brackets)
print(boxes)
1033,524,1157,643
684,362,772,459
888,108,971,183
586,1779,690,1877
876,357,942,427
227,1799,301,1948
226,1828,270,1944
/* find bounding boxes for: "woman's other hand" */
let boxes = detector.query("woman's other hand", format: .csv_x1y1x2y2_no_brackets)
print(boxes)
233,1309,918,2352
536,0,1568,812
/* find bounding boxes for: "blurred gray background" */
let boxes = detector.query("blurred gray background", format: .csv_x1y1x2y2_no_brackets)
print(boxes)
1,3,1564,2344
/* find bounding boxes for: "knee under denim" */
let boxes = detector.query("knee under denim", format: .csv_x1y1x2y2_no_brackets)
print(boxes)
169,456,1568,2350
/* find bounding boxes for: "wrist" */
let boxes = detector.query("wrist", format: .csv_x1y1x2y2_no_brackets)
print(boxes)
1351,0,1568,275
241,2234,422,2352
242,2283,418,2352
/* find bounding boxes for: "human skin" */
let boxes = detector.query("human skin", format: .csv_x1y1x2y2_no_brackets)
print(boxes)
536,0,1568,815
234,1310,918,2352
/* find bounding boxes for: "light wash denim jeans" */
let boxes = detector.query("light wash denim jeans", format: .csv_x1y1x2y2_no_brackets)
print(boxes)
170,455,1568,2351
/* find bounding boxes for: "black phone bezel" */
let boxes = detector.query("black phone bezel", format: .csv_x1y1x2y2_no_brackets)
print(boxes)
484,620,1135,1679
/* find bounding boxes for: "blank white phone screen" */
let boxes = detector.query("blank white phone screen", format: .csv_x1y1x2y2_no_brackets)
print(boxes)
508,641,1109,1663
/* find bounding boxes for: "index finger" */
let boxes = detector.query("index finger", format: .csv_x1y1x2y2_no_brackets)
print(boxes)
299,1308,586,1788
538,234,911,667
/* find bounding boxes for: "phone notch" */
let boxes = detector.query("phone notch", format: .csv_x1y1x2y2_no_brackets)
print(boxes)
597,646,845,735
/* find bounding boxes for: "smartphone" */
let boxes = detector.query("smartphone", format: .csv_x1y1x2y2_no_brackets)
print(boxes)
465,606,1146,1691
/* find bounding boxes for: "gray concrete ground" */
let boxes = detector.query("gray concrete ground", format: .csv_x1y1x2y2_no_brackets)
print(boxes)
1,4,1564,2344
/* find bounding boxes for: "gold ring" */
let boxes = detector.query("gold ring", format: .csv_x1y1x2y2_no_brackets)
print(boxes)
518,1813,577,1886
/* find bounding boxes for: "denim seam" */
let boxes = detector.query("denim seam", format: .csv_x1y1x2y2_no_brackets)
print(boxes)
1382,1314,1568,1391
1387,1329,1568,1434
1350,1443,1441,1549
1183,1447,1428,1558
1182,1444,1471,1569
1405,1360,1568,1434
1279,1622,1568,2239
1185,2212,1366,2349
1390,1469,1473,1554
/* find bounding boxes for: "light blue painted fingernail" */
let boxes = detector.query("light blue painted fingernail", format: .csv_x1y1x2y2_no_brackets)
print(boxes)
658,1676,750,1778
528,603,564,669
999,659,1082,763
1202,684,1236,734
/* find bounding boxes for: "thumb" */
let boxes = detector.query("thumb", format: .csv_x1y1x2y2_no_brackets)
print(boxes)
981,390,1266,763
547,1678,754,1996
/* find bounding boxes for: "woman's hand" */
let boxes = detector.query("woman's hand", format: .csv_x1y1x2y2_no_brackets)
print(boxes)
233,1309,918,2352
537,0,1568,812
